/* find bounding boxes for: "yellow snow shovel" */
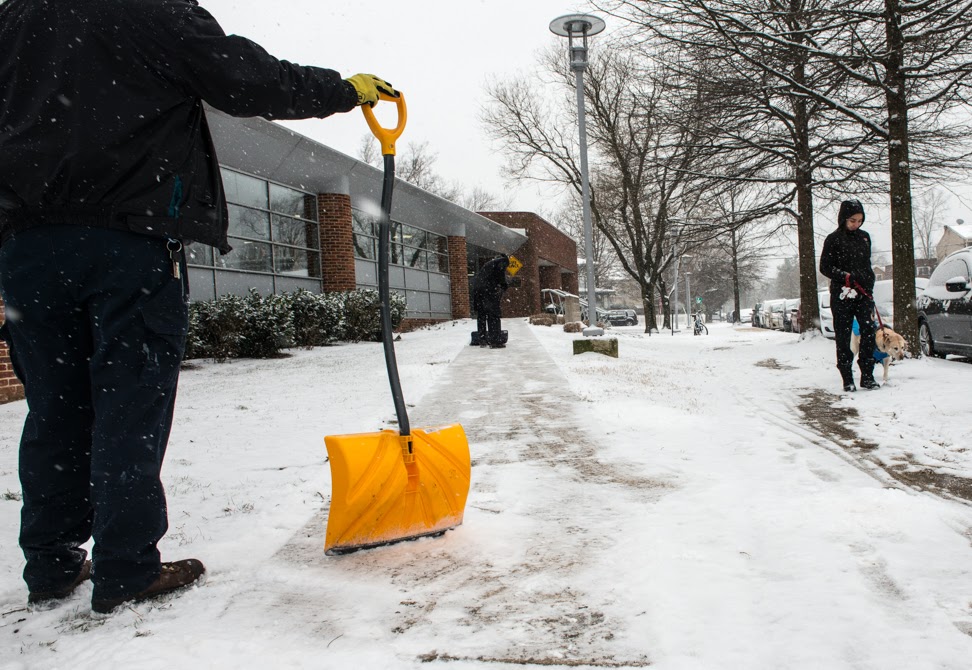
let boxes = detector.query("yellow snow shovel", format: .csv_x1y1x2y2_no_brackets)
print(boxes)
324,93,471,554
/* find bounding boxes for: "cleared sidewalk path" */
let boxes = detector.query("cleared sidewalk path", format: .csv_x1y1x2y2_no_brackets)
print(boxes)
269,318,660,667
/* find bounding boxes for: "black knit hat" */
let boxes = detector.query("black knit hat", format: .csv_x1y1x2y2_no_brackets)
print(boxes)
838,199,866,228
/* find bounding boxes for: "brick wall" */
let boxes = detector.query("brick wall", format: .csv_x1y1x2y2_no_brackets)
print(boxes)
0,295,25,403
317,193,357,292
477,212,579,317
447,236,470,319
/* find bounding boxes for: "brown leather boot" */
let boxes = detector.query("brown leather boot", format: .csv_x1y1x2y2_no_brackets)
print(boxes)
91,559,205,614
28,560,92,604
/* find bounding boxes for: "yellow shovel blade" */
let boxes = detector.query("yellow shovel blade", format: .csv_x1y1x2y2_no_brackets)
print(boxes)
324,424,470,554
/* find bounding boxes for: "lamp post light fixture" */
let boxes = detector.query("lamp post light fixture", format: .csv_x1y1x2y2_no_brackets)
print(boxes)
550,13,605,337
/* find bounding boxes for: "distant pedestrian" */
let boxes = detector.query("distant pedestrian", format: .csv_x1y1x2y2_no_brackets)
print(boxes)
819,200,878,392
473,255,512,348
0,0,397,613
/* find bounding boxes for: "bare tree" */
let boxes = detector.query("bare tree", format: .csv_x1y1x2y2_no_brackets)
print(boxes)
552,197,619,290
357,136,501,208
913,187,949,260
484,42,739,333
597,0,889,335
600,0,972,350
706,183,781,321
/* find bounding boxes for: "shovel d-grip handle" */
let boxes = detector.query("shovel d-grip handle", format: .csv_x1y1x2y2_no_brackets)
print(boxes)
361,92,407,156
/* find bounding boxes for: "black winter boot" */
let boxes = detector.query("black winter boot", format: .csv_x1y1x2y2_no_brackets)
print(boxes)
840,369,856,392
860,374,880,390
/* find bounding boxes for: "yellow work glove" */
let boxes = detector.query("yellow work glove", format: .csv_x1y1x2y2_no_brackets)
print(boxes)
345,73,399,107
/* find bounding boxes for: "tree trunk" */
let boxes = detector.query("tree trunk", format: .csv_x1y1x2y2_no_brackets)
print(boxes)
731,227,741,322
644,282,659,333
791,56,821,335
884,0,920,352
658,278,670,330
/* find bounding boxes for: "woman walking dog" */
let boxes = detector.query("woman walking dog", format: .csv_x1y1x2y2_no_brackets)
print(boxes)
819,200,879,392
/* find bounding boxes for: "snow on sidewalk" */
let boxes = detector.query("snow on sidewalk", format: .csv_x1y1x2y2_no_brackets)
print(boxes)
1,318,971,669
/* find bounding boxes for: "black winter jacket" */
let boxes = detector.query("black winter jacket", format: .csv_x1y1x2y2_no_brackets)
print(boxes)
819,226,875,298
472,256,510,306
0,0,357,252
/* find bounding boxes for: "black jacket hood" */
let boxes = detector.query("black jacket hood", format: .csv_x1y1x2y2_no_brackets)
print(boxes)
837,200,866,229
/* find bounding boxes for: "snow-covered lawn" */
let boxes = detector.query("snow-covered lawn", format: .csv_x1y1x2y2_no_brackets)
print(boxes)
1,319,970,669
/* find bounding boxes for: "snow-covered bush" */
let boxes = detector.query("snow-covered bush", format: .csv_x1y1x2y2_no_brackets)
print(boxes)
341,289,406,343
237,289,294,359
184,287,405,361
186,295,246,362
281,288,344,348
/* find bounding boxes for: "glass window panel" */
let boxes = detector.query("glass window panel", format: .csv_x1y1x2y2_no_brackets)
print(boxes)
429,233,447,254
186,244,213,267
429,252,449,274
400,225,427,250
270,183,316,220
352,210,377,237
228,204,270,240
221,169,268,209
404,247,427,269
216,238,272,273
429,273,450,293
272,214,317,249
390,221,403,245
430,292,451,314
353,233,376,260
391,242,404,266
273,246,320,277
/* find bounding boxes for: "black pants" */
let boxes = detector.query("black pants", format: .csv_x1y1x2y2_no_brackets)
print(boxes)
474,295,502,345
0,225,188,601
831,291,876,381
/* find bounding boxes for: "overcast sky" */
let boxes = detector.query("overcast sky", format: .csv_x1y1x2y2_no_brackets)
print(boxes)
200,0,591,217
199,0,972,267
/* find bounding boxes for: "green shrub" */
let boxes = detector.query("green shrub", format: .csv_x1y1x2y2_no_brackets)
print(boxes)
237,289,294,359
183,287,406,361
341,289,406,342
284,288,344,348
186,295,246,362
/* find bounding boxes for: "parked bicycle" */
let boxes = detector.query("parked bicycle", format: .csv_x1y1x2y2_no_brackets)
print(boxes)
692,311,708,336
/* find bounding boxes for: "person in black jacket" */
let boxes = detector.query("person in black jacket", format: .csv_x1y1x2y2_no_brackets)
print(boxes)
473,255,512,348
819,200,879,392
0,0,397,614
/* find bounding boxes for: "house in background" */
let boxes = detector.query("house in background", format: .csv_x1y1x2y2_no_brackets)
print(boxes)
936,222,972,260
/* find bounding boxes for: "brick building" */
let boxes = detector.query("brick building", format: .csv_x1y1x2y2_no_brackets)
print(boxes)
476,212,579,318
0,112,578,403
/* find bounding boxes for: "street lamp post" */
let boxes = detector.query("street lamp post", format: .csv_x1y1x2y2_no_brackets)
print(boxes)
684,272,693,330
550,13,605,337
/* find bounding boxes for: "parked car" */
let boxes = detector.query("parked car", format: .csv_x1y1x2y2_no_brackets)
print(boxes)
752,302,763,328
764,299,787,330
783,298,801,332
818,290,835,339
917,248,972,358
607,309,638,326
870,278,929,329
739,308,753,324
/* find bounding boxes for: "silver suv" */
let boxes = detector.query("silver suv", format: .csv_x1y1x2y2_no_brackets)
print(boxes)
917,248,972,358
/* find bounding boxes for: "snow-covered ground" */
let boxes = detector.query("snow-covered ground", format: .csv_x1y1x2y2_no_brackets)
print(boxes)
1,319,971,669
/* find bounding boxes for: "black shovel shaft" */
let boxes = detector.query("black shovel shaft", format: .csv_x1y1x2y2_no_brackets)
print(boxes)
377,154,410,436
